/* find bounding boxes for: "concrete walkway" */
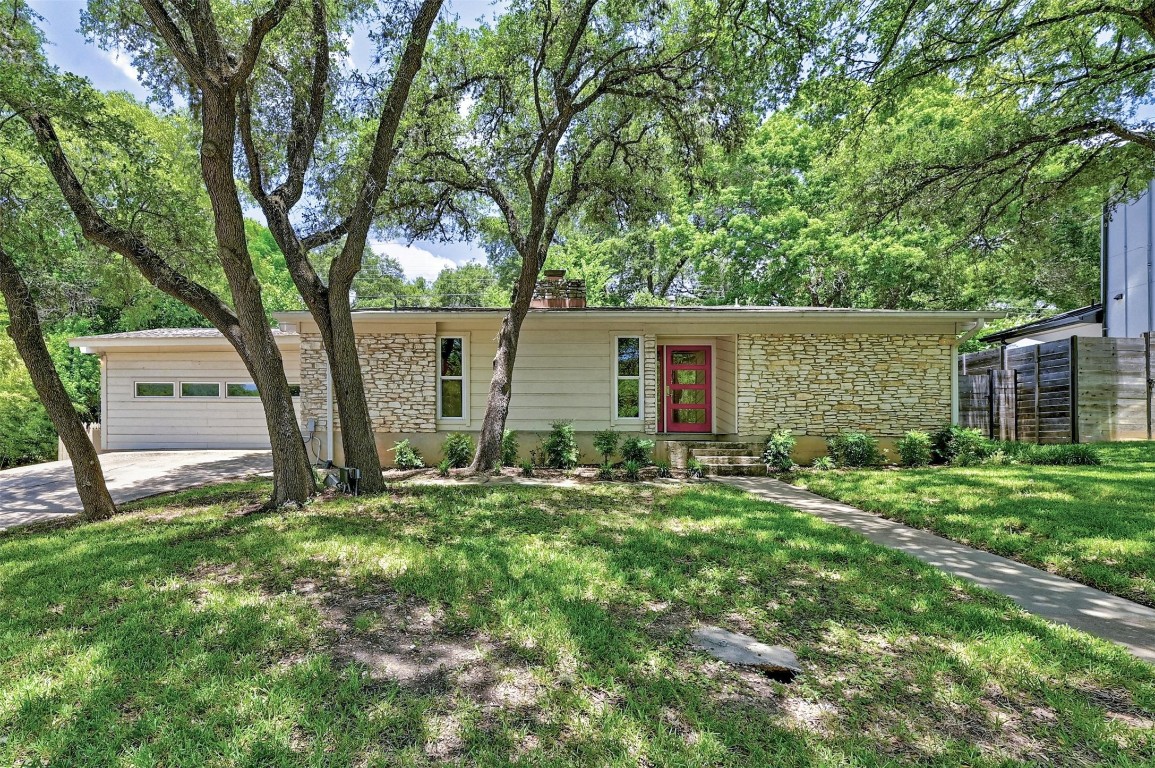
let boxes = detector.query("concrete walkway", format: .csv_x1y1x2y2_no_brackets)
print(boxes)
719,476,1155,664
0,450,272,530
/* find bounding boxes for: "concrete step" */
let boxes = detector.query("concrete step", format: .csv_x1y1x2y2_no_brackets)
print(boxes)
692,455,764,466
688,447,759,457
701,463,768,477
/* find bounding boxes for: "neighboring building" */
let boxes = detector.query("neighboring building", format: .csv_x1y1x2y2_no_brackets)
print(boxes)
981,304,1104,348
72,281,995,466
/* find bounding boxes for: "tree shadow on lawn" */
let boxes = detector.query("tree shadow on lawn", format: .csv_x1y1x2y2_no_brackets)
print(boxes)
798,462,1155,604
0,482,1153,766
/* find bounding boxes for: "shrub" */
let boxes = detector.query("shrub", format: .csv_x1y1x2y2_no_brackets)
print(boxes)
826,430,882,467
0,391,56,468
623,460,642,481
520,459,534,477
655,460,672,478
437,459,451,477
542,420,579,469
597,462,614,480
442,432,474,468
987,441,1102,466
391,439,424,470
897,430,933,468
810,456,835,471
761,429,796,471
592,429,620,465
931,425,988,465
621,436,655,465
501,430,520,467
687,458,705,479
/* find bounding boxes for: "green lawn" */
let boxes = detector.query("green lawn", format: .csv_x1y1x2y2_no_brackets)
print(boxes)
2,480,1153,767
796,442,1155,607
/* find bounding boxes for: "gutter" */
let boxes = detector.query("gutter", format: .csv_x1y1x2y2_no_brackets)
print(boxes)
951,319,986,425
325,363,334,463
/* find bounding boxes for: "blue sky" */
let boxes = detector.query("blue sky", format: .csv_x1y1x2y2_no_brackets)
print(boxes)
28,0,498,281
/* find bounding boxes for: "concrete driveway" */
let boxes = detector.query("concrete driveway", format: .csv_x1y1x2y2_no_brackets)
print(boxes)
0,450,273,530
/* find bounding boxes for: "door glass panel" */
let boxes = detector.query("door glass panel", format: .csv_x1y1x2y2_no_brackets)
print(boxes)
672,408,707,424
440,379,463,418
673,369,705,385
617,337,640,377
440,338,463,377
672,389,705,405
671,350,705,365
617,379,640,418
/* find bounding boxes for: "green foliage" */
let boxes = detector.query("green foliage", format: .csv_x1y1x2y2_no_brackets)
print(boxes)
542,421,579,469
598,463,614,481
811,456,835,471
827,431,882,468
519,459,534,477
442,433,474,469
390,439,425,470
0,390,55,468
931,425,987,465
622,460,642,481
984,441,1102,467
897,431,933,468
762,429,796,471
501,430,519,467
687,458,705,478
592,429,620,464
437,459,451,477
655,461,672,478
620,436,654,465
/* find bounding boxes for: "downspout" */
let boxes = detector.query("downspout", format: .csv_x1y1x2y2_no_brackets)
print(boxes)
325,362,334,463
952,319,986,425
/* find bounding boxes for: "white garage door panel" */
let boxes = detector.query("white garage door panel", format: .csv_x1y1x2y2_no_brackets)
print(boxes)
104,349,299,451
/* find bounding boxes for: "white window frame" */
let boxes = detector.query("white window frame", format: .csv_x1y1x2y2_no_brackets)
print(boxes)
436,334,469,423
611,335,644,424
225,382,260,399
134,381,176,399
179,381,222,399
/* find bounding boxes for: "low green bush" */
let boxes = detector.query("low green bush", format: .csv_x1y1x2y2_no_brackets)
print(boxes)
931,425,987,465
501,430,519,467
986,441,1102,466
442,432,474,468
621,436,655,465
655,460,672,478
810,456,835,471
542,421,579,469
592,429,620,465
623,460,642,481
391,439,424,470
761,429,796,471
437,459,451,477
687,458,705,479
520,459,534,477
597,463,614,480
897,430,933,467
827,430,882,468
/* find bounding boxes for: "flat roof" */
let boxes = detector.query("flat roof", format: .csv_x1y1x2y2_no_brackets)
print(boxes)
275,306,1004,322
981,304,1103,344
70,326,299,352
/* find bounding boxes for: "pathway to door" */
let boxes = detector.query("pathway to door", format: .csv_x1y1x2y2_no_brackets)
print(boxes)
719,476,1155,664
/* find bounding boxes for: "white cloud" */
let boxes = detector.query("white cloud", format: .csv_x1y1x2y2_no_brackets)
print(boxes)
103,49,140,83
372,240,460,282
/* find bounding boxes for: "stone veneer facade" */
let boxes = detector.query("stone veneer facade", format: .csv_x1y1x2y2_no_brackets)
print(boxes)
643,334,658,435
299,332,437,433
737,333,954,437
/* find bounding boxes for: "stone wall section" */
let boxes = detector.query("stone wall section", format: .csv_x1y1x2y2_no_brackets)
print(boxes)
737,333,953,437
299,332,437,433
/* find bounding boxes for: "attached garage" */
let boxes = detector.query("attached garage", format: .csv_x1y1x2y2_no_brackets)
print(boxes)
71,328,300,451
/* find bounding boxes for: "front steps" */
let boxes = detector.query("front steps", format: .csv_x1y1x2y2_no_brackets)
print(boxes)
664,441,767,477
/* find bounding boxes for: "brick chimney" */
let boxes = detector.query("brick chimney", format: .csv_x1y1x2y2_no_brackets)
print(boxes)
530,269,586,309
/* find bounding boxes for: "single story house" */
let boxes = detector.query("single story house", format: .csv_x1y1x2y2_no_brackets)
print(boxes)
71,277,998,467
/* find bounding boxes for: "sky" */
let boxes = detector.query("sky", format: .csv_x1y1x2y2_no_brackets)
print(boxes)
27,0,500,282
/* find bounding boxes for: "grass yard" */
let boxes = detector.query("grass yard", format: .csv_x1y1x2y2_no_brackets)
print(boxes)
1,480,1154,767
796,442,1155,608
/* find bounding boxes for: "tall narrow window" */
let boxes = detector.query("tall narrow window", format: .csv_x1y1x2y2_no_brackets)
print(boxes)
438,337,465,419
615,336,642,420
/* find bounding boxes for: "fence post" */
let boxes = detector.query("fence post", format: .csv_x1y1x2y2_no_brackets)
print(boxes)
1147,332,1153,441
1070,335,1080,444
1033,344,1041,444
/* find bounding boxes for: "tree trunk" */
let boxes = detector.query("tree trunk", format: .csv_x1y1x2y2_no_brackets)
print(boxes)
200,92,314,506
472,248,542,471
0,245,116,521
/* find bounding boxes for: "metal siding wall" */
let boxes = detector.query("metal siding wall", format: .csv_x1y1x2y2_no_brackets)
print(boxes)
1106,182,1155,338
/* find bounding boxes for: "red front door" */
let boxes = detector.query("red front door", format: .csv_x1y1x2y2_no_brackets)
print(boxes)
664,346,712,433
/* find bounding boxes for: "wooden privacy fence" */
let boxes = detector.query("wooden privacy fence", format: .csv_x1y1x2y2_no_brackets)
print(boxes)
958,334,1155,443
